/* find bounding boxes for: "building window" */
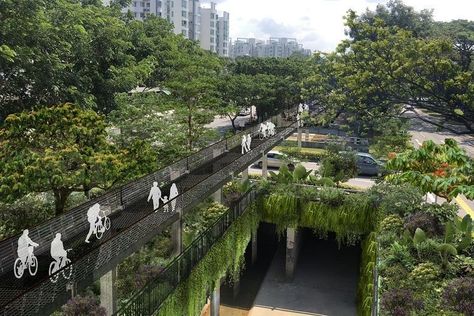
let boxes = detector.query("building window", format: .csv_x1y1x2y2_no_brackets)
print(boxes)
210,37,214,43
211,45,214,50
182,10,187,17
210,30,214,35
133,1,137,6
182,20,187,26
140,1,144,6
210,21,214,27
182,0,187,8
182,30,187,36
140,12,145,17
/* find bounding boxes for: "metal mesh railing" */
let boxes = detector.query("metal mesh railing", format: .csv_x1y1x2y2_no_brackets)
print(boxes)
0,119,296,315
116,189,257,316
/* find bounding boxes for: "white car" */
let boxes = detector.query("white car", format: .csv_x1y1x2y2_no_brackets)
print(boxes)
256,151,295,170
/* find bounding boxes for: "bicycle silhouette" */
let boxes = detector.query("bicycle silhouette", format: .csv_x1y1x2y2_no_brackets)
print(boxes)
94,210,111,240
49,249,73,283
13,246,38,278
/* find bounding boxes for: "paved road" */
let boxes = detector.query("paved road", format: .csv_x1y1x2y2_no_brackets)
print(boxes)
248,162,375,190
206,114,251,135
405,110,474,218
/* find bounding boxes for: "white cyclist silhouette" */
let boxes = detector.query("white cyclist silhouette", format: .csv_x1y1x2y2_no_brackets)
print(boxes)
14,229,39,279
49,233,73,283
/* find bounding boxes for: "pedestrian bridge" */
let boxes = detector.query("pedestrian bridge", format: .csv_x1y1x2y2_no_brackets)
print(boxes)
0,114,296,316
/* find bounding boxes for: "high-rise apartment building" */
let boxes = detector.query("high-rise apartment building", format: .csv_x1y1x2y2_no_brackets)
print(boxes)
117,0,229,56
199,2,218,53
230,37,311,58
216,12,230,57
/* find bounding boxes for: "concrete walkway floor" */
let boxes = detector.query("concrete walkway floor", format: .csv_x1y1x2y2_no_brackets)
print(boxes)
249,233,360,316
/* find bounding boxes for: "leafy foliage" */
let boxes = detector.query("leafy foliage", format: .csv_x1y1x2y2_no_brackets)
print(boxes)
319,152,357,185
381,288,423,316
61,294,106,316
357,232,377,316
0,104,122,214
387,139,474,201
442,277,474,315
157,205,259,316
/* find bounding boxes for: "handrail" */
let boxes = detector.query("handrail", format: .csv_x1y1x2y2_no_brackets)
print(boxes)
116,188,257,315
1,121,297,313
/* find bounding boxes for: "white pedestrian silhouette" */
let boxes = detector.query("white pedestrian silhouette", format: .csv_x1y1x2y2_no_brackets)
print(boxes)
304,103,309,112
246,134,252,152
147,181,162,211
169,183,178,212
14,229,39,278
267,122,275,136
162,196,169,212
297,113,302,127
241,135,247,154
259,123,268,139
85,203,100,243
298,103,304,114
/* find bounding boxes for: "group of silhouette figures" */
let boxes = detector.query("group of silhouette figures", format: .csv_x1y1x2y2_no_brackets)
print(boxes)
14,182,179,284
147,182,178,212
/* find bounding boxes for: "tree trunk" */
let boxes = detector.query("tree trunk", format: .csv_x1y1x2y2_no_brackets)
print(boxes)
53,189,71,216
187,110,193,152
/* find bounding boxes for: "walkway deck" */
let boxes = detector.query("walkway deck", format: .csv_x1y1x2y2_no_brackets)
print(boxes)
0,122,295,315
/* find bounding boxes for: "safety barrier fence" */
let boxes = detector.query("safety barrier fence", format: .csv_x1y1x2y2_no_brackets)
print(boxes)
116,189,257,315
1,120,296,315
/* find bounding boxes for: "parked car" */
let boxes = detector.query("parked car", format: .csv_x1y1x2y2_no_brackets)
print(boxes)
355,152,384,176
256,151,295,170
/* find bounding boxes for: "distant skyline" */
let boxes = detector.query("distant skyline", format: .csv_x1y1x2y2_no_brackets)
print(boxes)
203,0,474,52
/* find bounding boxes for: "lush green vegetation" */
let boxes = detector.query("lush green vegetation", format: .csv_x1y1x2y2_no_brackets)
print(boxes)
157,204,259,316
358,232,377,316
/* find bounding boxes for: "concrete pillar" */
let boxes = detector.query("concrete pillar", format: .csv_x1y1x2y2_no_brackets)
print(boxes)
100,268,117,316
251,230,258,264
261,152,268,179
171,218,182,257
241,167,248,182
212,188,222,203
297,128,302,148
210,280,221,316
305,129,310,142
285,228,301,281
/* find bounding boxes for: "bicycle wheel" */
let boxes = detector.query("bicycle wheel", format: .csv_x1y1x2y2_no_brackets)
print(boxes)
49,262,59,283
29,256,38,276
62,259,73,280
95,224,104,240
104,217,111,231
13,258,24,279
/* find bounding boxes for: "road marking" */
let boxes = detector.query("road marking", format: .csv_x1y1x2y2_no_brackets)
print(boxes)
455,196,474,218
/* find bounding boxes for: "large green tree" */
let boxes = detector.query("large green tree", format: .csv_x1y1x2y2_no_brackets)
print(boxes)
0,104,123,214
0,0,153,122
304,12,474,134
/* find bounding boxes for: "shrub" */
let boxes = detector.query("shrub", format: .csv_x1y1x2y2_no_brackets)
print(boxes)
379,214,404,234
404,212,443,237
317,187,346,207
62,295,106,316
380,263,409,288
415,239,441,263
418,202,457,224
382,242,414,270
442,277,474,315
319,152,357,185
381,288,423,316
409,262,441,285
134,265,164,289
368,183,423,216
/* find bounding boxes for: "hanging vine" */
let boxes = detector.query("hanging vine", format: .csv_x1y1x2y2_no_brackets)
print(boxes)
156,204,259,316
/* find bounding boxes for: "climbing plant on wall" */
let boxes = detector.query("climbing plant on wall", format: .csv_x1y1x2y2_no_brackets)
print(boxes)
156,204,259,316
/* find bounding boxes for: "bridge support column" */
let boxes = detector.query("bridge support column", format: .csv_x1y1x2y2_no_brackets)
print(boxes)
261,152,268,179
297,128,302,148
210,280,221,316
241,167,248,182
171,217,182,257
212,188,223,203
305,129,309,142
251,230,258,264
286,228,301,281
100,268,117,316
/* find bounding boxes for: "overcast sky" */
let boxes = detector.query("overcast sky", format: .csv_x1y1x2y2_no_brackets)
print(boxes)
203,0,474,52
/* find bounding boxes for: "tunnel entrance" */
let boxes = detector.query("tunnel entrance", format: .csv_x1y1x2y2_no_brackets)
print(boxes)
220,226,361,316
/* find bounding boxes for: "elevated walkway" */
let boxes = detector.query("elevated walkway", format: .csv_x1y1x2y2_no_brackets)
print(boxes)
0,116,295,315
